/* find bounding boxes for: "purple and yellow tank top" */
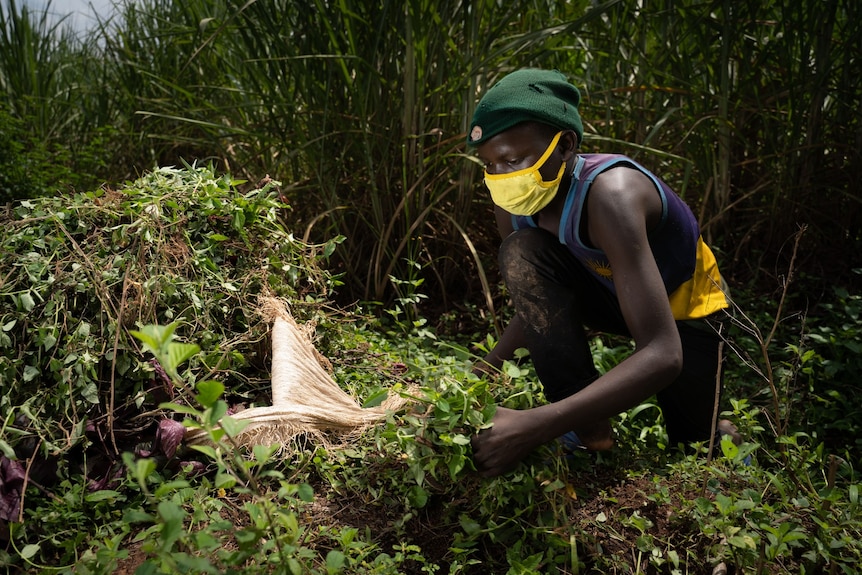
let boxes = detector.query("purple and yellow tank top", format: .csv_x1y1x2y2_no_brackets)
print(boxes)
512,154,727,320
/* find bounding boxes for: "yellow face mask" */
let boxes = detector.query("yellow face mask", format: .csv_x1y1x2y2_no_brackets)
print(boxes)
484,131,566,216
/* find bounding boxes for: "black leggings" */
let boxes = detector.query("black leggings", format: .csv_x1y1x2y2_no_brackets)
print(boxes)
499,227,725,447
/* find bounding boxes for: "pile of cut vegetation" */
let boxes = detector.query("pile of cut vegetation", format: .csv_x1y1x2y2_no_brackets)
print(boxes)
0,165,345,490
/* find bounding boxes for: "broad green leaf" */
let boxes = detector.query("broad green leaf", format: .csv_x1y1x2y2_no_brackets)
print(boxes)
157,500,186,550
190,444,218,459
81,382,99,404
215,472,236,489
206,400,228,426
720,437,739,460
323,239,337,258
195,380,224,408
129,328,162,354
41,333,56,351
504,362,523,378
297,483,314,502
325,550,346,574
135,458,156,484
0,440,16,459
448,454,466,478
20,544,40,560
193,530,219,551
158,402,201,417
408,485,428,508
362,388,388,408
234,528,259,546
22,365,40,382
252,443,277,464
124,509,154,524
450,433,471,445
154,480,191,498
542,479,565,492
727,534,757,550
85,490,121,502
232,210,246,230
459,514,481,535
75,322,91,337
18,292,35,312
167,342,199,373
220,415,249,437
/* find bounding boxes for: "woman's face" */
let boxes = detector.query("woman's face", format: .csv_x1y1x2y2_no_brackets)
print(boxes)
476,122,574,179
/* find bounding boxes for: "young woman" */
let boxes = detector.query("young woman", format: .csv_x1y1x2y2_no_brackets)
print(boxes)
467,69,733,477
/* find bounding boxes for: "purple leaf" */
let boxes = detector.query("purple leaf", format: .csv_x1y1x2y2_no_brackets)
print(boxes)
155,419,186,459
0,457,25,522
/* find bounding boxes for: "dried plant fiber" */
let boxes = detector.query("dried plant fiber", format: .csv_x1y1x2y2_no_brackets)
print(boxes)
186,297,407,448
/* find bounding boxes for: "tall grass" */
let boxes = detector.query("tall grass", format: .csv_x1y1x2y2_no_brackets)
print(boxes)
0,0,73,137
572,0,862,290
1,0,860,307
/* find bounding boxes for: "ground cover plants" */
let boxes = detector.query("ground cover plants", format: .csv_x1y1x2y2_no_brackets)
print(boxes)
1,167,861,573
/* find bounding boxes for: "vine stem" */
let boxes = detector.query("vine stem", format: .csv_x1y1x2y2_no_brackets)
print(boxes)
108,273,131,454
705,339,725,470
761,224,807,439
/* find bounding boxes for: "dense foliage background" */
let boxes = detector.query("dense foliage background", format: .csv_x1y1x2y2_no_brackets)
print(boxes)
1,0,861,573
2,0,860,303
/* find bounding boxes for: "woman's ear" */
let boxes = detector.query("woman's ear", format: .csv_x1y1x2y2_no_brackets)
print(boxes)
558,130,579,161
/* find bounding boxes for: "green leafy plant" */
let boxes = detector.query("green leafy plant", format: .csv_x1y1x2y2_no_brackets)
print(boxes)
0,165,342,571
79,325,320,575
5,271,862,573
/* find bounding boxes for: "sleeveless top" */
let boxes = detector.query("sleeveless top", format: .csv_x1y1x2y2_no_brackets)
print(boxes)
512,154,728,320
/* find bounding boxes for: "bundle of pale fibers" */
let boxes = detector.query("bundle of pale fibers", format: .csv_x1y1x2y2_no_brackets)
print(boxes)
186,297,408,448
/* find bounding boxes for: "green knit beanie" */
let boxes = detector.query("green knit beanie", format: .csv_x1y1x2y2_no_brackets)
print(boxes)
467,69,584,146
